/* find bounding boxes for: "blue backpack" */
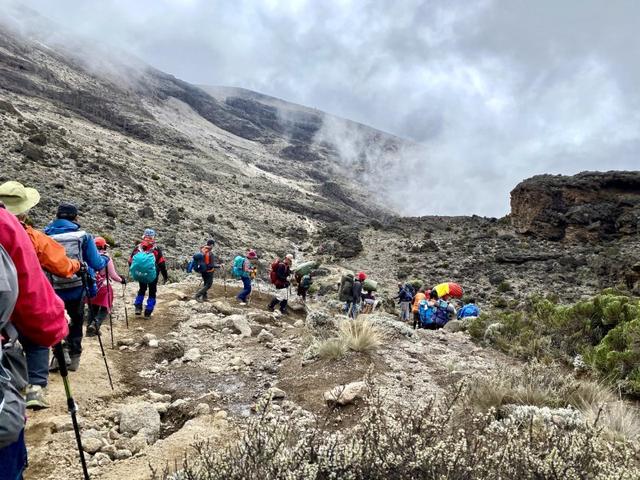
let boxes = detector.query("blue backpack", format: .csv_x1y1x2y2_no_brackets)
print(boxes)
130,247,157,283
434,300,451,327
232,256,246,278
192,252,207,273
418,300,435,326
458,304,480,319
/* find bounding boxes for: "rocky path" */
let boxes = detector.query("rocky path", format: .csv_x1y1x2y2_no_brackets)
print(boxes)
23,277,511,480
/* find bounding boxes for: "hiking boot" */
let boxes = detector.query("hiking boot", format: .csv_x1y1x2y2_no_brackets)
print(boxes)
144,309,153,318
195,295,204,303
134,305,142,316
68,355,81,372
25,385,50,410
49,348,71,372
86,322,97,337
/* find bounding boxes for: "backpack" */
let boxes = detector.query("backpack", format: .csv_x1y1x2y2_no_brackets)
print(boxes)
269,259,281,285
192,252,207,273
434,300,451,327
46,230,86,290
418,300,436,327
300,274,312,289
458,304,480,319
129,246,158,283
339,274,354,302
232,256,246,278
0,245,28,449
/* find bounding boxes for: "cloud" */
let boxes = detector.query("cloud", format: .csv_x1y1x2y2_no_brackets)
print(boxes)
6,0,640,216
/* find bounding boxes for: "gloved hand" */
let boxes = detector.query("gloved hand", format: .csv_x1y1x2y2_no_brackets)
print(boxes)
163,277,169,285
121,278,127,286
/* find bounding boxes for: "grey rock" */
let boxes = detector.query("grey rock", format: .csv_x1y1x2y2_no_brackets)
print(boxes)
119,402,161,443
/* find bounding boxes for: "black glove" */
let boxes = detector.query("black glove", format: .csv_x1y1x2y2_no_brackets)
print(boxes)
163,276,169,285
121,278,127,286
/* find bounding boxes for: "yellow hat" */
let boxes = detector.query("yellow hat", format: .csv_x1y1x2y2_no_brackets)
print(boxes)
0,181,41,215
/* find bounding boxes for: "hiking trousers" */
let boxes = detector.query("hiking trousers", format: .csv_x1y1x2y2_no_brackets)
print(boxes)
89,304,109,330
237,276,252,302
399,301,411,322
135,277,158,313
19,335,49,388
0,429,27,480
269,287,289,313
65,298,86,356
196,271,214,299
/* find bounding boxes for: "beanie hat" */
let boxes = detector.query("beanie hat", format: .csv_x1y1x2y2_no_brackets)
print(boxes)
57,202,78,220
246,249,257,259
94,236,107,249
206,239,215,246
143,228,156,238
357,271,367,281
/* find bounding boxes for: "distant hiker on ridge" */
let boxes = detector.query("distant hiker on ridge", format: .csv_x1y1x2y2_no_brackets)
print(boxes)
45,203,108,373
129,229,168,317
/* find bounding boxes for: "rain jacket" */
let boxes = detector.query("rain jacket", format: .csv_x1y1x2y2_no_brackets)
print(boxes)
91,253,123,310
0,208,68,347
44,218,107,301
412,292,426,313
22,223,80,278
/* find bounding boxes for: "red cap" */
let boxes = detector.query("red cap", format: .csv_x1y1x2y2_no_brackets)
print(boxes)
357,271,367,281
247,249,257,259
95,236,107,249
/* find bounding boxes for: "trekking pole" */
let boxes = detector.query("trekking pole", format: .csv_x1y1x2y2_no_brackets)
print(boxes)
223,271,227,298
53,343,90,480
105,271,114,349
122,283,129,329
84,276,114,391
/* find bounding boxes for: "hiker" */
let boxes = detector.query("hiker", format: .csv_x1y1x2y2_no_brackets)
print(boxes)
45,203,108,372
347,272,366,319
361,290,377,314
86,237,126,337
233,249,258,305
129,229,168,317
268,254,293,313
412,287,428,329
0,206,68,478
295,271,313,302
396,282,415,323
0,182,81,409
457,298,481,319
194,239,223,302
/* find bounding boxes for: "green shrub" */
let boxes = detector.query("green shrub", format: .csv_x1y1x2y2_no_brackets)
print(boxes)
98,232,116,246
497,280,513,293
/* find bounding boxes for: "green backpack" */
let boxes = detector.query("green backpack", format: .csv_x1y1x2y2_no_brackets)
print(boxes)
232,256,246,278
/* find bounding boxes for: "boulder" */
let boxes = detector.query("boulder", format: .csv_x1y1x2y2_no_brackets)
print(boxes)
226,315,252,337
324,381,367,406
183,348,202,363
443,319,465,333
306,310,333,329
257,329,274,343
268,387,287,400
155,339,185,362
119,402,161,443
81,436,104,454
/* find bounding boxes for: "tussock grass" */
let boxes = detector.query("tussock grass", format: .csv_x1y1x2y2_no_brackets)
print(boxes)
339,318,382,353
317,338,347,360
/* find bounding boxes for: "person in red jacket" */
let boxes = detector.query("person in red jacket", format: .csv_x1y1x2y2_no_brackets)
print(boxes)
0,205,68,478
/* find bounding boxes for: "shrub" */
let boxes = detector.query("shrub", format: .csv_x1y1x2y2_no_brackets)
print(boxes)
497,280,513,293
339,318,382,353
155,385,640,480
98,232,116,246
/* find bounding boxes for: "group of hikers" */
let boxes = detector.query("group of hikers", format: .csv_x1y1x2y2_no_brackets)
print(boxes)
0,181,174,478
338,272,480,328
0,179,480,479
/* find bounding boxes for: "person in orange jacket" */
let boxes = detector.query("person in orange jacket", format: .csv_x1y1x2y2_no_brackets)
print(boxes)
0,181,80,409
411,287,428,329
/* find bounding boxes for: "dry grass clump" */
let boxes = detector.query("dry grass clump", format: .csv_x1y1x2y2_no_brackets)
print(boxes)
339,318,382,353
585,401,640,443
317,338,347,360
155,385,640,480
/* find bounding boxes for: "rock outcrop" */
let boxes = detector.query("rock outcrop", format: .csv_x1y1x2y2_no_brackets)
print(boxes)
510,171,640,241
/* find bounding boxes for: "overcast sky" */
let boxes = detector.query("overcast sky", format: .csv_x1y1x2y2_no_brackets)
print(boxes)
7,0,640,216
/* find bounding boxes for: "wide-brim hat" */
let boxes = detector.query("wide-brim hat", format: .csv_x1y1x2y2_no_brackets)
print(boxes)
0,181,40,215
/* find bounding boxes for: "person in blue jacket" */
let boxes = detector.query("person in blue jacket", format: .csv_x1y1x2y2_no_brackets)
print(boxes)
45,203,107,372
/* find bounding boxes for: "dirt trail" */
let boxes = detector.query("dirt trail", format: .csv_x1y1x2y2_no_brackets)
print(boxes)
23,281,233,480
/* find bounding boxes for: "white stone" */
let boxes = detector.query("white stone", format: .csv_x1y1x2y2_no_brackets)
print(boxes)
119,402,161,443
323,381,367,406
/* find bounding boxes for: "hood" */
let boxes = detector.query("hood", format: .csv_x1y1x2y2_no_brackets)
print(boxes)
44,218,80,235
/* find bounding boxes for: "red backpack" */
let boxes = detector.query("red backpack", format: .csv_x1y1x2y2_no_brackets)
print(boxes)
269,258,280,285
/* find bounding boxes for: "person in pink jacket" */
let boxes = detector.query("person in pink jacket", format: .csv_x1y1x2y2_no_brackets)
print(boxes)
0,205,68,478
86,237,126,337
